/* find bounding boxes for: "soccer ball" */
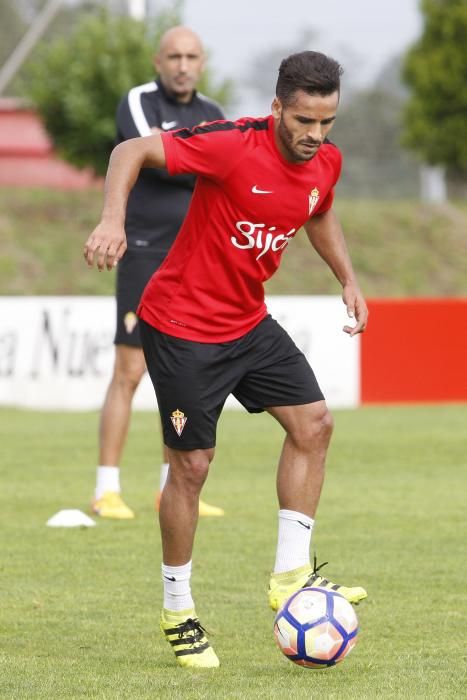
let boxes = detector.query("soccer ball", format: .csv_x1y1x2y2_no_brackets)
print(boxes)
274,587,358,669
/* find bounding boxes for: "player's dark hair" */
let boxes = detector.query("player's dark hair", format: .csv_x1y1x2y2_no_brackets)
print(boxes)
276,51,343,105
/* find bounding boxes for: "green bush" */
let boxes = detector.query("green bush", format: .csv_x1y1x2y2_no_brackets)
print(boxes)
22,6,231,176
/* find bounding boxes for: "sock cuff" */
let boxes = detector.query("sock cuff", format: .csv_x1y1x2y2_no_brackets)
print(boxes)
278,509,314,527
95,466,121,499
162,560,192,582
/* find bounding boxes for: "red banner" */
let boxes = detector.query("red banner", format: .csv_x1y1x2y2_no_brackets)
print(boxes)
361,298,467,403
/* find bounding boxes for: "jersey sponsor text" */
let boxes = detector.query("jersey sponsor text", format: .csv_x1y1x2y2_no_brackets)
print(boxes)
231,221,297,260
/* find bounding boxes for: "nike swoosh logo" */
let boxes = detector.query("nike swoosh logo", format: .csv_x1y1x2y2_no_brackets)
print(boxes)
297,520,311,530
163,575,176,581
252,185,274,194
161,120,178,130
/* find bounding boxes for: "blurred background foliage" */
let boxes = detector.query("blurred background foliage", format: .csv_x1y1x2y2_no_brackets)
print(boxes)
16,2,232,175
1,188,466,296
0,0,466,297
402,0,467,176
1,0,466,192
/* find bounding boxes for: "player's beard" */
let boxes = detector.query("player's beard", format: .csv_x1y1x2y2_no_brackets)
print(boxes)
277,118,319,163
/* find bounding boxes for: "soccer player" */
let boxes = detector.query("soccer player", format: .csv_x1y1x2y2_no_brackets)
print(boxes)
84,50,369,668
91,26,225,520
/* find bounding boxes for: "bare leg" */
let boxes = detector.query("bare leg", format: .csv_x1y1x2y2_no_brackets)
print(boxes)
267,401,333,518
267,402,368,608
160,447,214,565
99,344,146,465
158,446,220,669
157,439,224,519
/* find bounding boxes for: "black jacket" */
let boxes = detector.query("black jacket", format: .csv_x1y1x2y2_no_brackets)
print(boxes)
115,79,224,254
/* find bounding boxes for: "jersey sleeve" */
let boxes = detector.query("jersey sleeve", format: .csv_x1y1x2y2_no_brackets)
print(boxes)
161,122,243,181
314,188,335,215
313,144,343,216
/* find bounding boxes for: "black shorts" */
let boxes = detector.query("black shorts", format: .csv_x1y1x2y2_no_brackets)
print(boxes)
114,251,167,347
140,315,324,450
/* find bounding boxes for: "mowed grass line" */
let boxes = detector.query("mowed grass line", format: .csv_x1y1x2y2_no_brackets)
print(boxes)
0,405,466,699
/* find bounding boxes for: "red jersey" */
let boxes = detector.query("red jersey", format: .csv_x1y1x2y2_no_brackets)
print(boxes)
137,115,342,342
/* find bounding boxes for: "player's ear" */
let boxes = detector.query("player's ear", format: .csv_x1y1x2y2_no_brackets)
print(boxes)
271,97,282,120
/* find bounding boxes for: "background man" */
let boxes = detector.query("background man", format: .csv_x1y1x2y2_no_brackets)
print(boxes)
92,26,225,520
84,51,368,669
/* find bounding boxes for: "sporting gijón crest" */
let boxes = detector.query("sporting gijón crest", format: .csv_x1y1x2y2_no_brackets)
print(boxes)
308,187,320,215
170,408,187,436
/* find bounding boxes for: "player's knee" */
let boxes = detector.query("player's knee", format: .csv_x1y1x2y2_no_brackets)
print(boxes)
171,449,213,490
113,374,139,398
112,363,144,395
319,408,334,441
292,406,334,451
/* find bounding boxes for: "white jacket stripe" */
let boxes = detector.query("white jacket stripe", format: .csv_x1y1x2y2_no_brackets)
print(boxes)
127,81,158,136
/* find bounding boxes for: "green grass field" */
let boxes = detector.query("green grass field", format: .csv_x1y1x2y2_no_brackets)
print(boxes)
1,405,466,699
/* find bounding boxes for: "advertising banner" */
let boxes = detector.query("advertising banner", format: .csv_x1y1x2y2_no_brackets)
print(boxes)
0,296,359,410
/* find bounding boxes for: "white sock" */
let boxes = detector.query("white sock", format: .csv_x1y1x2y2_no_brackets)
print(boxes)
159,462,169,491
95,466,120,500
274,509,314,574
162,561,194,612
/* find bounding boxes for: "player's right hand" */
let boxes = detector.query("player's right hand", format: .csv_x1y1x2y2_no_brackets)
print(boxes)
83,222,127,271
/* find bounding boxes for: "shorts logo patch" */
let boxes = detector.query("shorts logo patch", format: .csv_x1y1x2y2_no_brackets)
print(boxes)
124,311,138,334
170,408,187,437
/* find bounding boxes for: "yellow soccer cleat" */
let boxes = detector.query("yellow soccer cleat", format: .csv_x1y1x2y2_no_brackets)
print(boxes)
198,499,225,517
91,491,135,519
155,492,224,517
160,608,220,668
268,555,367,612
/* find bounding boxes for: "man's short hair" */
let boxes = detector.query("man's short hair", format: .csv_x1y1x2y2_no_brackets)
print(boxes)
276,51,343,105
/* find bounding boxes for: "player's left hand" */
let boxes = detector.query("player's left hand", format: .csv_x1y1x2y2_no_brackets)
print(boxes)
342,283,368,336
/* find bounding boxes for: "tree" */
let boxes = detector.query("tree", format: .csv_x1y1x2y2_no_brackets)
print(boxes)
402,0,467,175
21,3,232,175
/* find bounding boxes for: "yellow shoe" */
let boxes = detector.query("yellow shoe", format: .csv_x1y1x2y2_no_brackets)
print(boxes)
155,492,224,517
160,608,220,668
198,499,225,517
91,491,135,519
268,556,367,612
